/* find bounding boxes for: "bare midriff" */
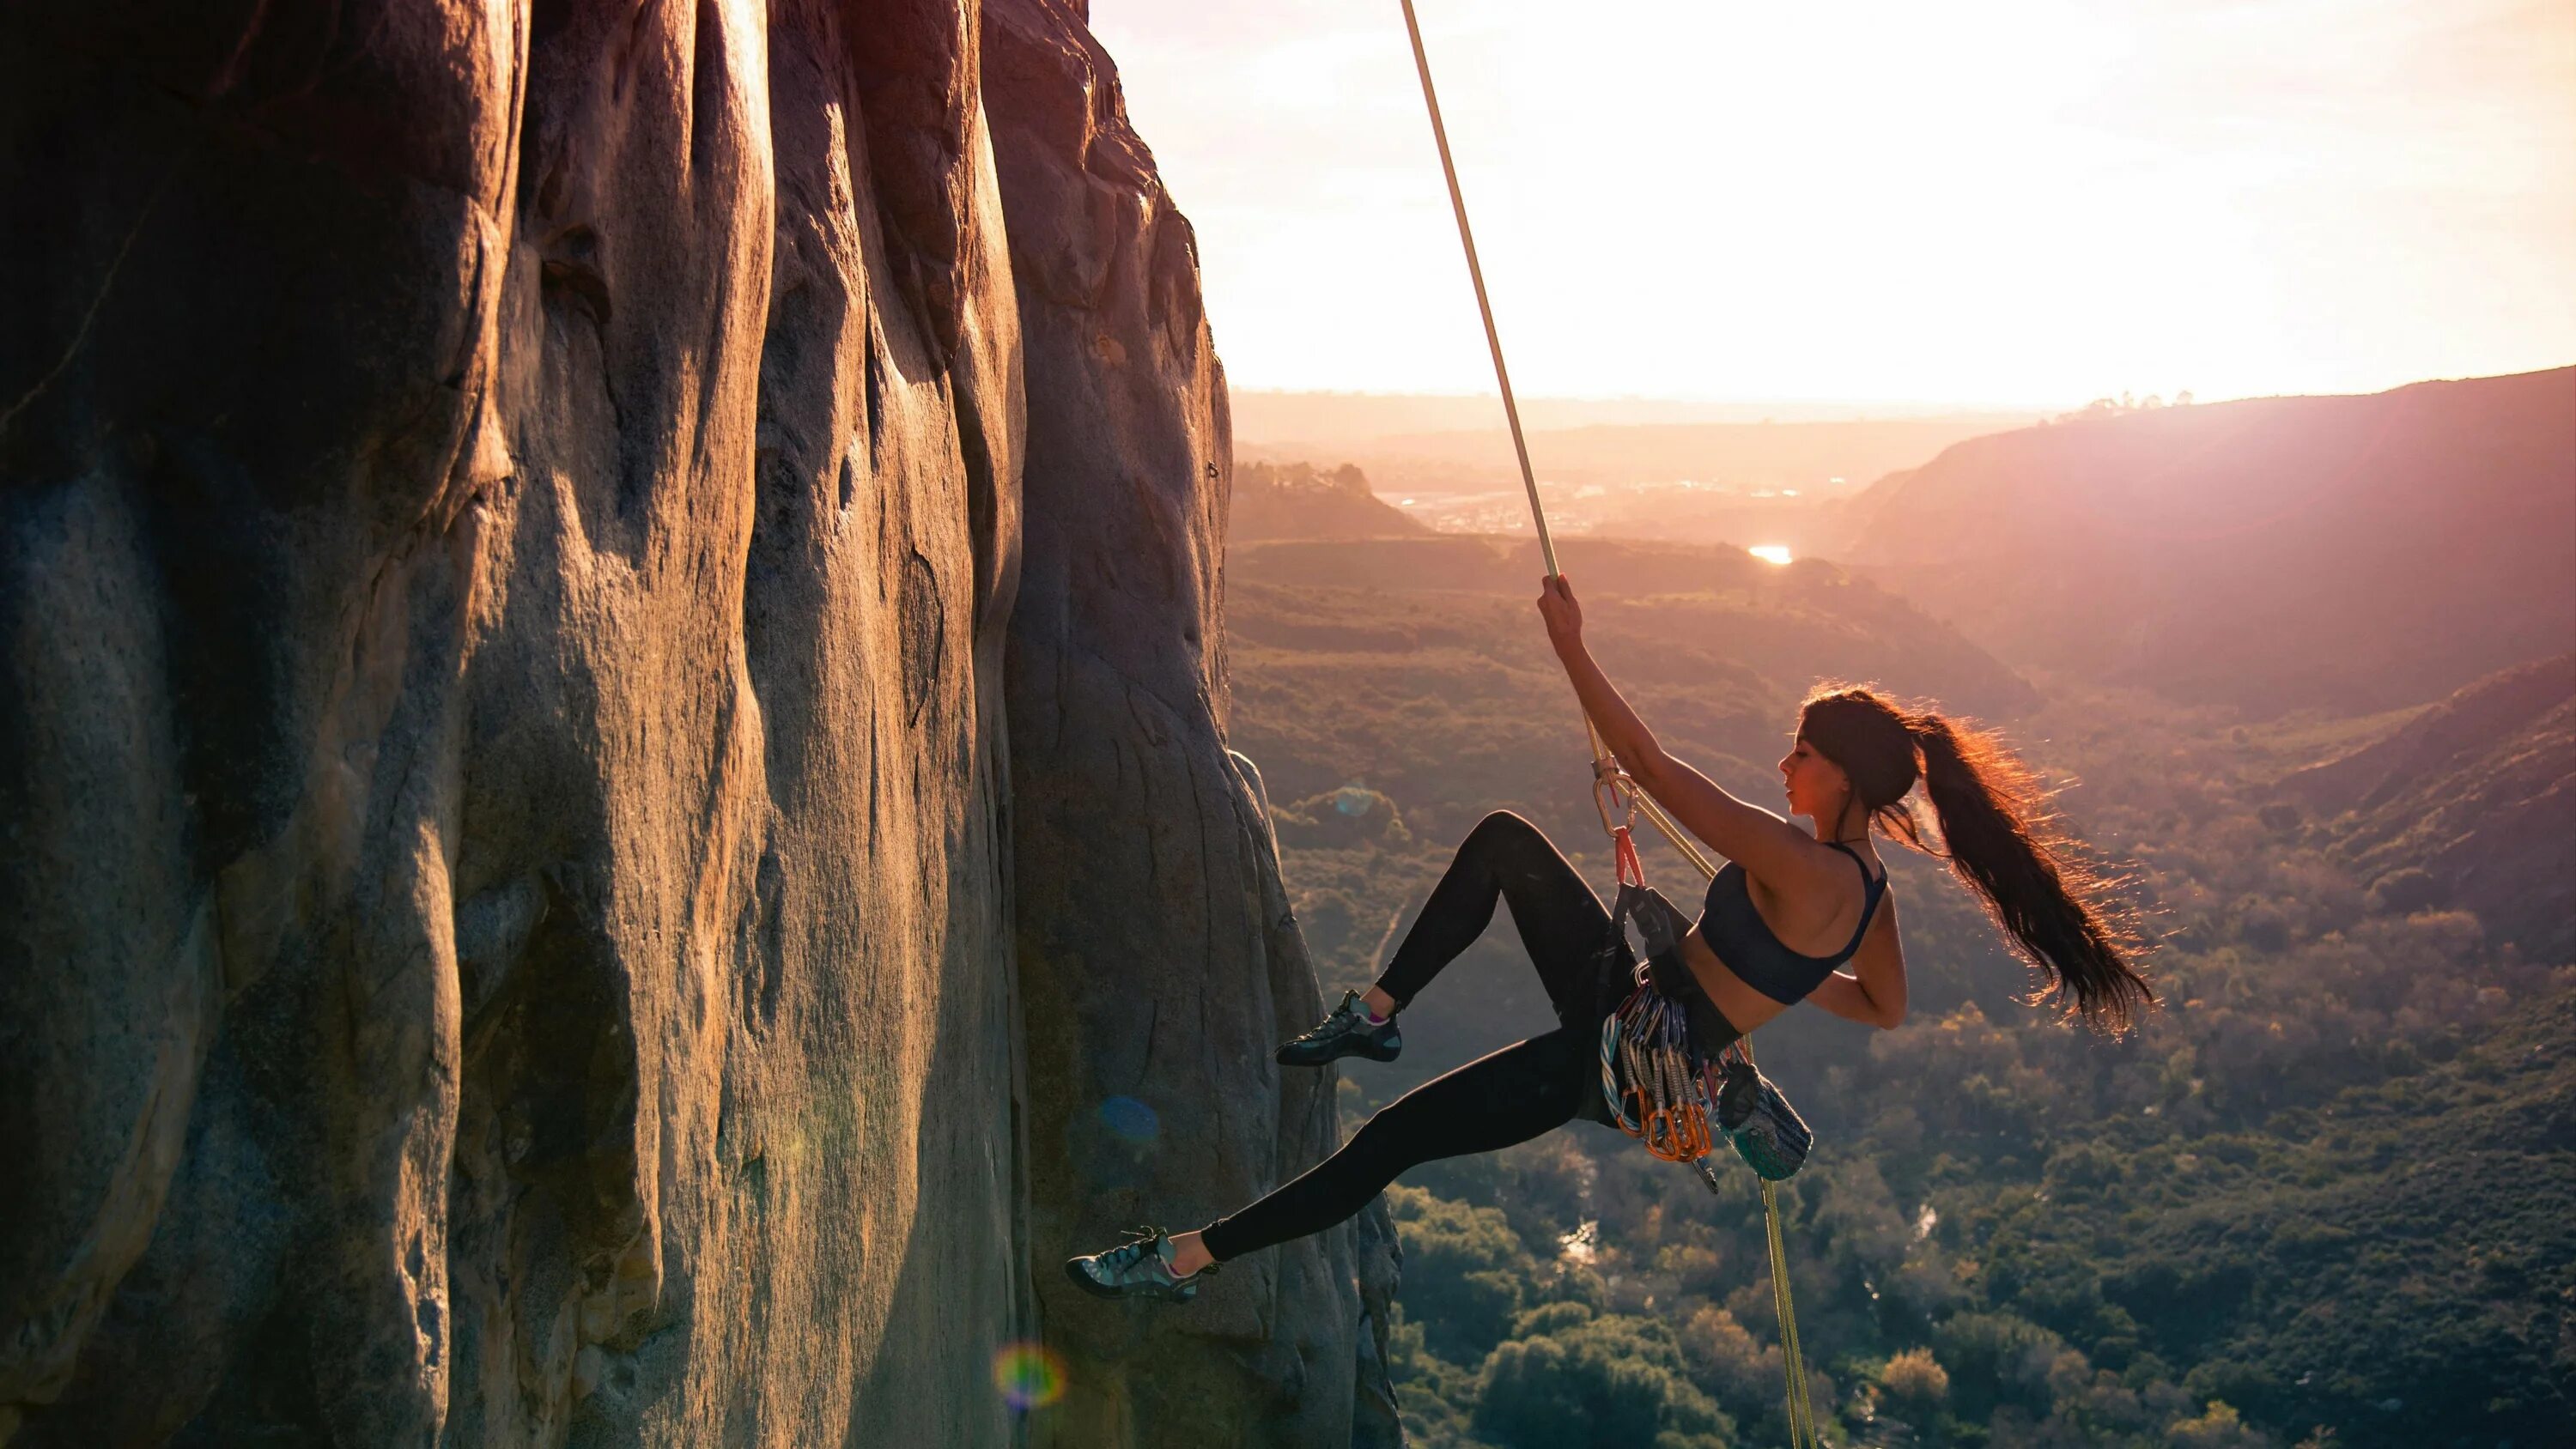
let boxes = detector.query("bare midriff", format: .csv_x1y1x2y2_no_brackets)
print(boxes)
1678,927,1792,1033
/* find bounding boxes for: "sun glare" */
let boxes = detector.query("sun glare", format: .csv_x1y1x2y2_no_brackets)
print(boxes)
1750,545,1793,566
1092,0,2576,403
992,1342,1066,1412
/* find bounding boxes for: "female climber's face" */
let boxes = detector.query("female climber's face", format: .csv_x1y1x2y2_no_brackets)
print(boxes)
1779,733,1850,822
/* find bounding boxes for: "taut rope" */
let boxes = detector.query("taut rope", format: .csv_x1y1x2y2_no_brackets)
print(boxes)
1394,6,1820,1442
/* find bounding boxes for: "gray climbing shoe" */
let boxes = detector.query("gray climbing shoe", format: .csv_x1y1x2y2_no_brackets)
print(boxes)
1064,1226,1218,1303
1276,990,1402,1066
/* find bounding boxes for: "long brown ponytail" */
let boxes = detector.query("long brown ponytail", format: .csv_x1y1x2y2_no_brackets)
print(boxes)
1800,685,2154,1034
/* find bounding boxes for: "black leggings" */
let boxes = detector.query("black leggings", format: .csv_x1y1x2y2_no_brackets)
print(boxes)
1200,812,1627,1263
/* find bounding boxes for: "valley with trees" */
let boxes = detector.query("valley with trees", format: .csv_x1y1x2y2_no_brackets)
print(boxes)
1221,373,2575,1449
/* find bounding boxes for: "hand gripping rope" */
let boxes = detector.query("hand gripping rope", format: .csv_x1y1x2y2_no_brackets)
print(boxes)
1395,4,1820,1441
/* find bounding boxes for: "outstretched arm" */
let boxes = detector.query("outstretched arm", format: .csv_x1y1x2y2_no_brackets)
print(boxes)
1534,576,1839,894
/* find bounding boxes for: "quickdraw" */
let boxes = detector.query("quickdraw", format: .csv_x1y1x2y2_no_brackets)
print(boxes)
1595,870,1726,1168
1600,977,1720,1163
1593,786,1722,1161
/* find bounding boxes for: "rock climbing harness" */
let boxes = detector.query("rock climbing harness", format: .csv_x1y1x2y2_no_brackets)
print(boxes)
1591,792,1815,1184
1394,3,1822,1441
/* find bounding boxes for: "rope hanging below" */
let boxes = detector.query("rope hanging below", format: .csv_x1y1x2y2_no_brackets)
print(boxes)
1394,6,1818,1443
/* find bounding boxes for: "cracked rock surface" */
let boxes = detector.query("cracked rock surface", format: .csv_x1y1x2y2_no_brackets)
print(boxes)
0,0,1392,1443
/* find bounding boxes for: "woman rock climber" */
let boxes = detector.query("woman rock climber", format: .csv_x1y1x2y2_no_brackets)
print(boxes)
1066,574,2152,1301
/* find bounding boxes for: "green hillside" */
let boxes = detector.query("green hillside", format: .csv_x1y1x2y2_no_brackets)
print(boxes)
2277,655,2576,962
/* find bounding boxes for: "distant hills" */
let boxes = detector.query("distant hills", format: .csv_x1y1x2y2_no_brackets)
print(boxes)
1847,367,2576,715
1230,388,2045,442
1231,461,1426,541
1252,417,2039,492
2279,653,2575,961
1230,389,2042,552
1236,417,2041,500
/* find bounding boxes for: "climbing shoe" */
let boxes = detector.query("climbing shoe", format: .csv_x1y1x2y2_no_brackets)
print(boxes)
1275,990,1402,1066
1064,1226,1218,1303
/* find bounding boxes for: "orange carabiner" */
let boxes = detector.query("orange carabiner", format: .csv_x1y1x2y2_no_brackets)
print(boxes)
1642,1108,1672,1158
1611,825,1645,889
1647,1103,1698,1161
1621,1084,1654,1139
1677,1105,1711,1159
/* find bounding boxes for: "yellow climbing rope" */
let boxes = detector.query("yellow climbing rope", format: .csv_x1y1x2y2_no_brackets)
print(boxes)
1765,1179,1820,1446
1394,4,1820,1443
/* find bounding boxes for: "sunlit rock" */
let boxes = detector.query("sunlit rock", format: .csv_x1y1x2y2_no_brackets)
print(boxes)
0,0,1375,1443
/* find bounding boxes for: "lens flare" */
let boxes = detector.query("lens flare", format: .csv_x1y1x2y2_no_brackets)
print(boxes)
1098,1094,1159,1144
992,1342,1066,1412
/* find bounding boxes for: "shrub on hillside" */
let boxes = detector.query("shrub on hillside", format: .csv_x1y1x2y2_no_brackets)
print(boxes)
2169,1399,2273,1449
1880,1346,1951,1416
1388,1186,1540,1365
1472,1303,1733,1449
1676,1302,1782,1420
2364,865,2445,914
1384,1317,1495,1449
1933,1312,2069,1422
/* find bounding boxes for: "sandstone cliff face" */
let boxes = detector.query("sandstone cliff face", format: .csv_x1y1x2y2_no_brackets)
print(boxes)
2,1,1373,1444
984,7,1400,1446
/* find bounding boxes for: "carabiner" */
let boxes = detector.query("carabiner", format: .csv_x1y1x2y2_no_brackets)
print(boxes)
1611,825,1645,889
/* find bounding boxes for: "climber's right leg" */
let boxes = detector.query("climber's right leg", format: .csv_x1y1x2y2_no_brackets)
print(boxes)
1067,1027,1599,1299
1200,1022,1599,1264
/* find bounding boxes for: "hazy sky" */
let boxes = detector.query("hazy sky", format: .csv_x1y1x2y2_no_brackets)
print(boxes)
1086,0,2576,405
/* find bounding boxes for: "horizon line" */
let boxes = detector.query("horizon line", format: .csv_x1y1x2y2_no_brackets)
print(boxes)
1226,362,2576,415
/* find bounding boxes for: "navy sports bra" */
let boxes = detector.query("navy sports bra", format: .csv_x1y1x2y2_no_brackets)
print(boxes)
1699,841,1888,1004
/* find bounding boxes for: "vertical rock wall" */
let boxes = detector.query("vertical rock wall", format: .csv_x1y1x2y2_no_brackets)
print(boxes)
2,0,1378,1444
1,0,1028,1442
985,3,1401,1445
